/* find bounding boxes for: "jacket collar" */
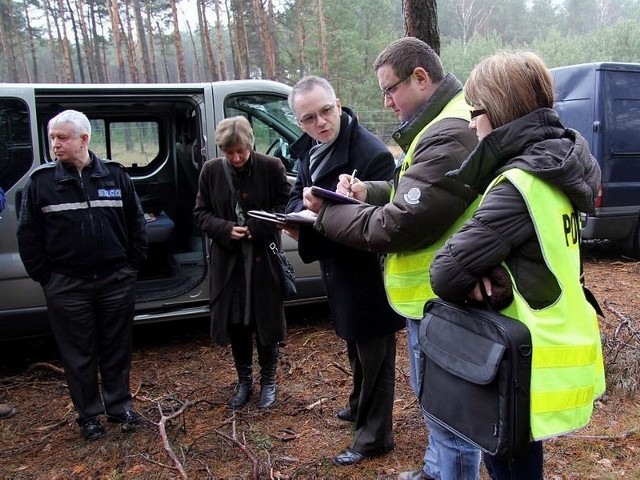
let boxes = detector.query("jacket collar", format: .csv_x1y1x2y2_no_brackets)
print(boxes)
54,151,109,182
392,74,464,152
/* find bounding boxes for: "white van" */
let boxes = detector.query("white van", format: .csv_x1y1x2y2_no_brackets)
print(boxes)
0,81,324,339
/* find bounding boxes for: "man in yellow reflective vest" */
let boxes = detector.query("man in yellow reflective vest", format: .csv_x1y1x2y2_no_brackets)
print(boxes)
304,37,480,480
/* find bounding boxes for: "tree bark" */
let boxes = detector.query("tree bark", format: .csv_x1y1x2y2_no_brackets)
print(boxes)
88,0,107,82
201,0,220,80
294,0,305,77
23,0,39,82
65,0,86,82
122,0,140,82
109,0,127,82
133,0,152,82
0,2,19,82
74,0,97,82
170,0,187,82
145,2,158,82
403,0,440,55
214,0,227,80
55,0,76,81
252,0,276,79
42,0,62,82
229,0,250,79
316,0,329,78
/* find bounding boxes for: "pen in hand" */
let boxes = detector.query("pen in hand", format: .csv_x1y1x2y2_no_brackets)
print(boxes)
347,169,358,197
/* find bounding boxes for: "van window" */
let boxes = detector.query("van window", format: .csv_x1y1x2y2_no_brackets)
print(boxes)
0,98,32,191
87,120,160,168
608,71,640,155
225,94,301,174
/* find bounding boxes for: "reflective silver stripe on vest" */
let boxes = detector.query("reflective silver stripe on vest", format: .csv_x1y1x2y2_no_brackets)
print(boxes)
41,199,123,213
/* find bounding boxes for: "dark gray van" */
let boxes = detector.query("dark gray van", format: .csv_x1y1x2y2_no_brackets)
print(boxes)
551,62,640,256
0,81,325,339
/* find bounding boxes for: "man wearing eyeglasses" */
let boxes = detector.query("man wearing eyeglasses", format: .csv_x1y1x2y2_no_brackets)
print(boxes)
285,76,405,467
306,38,482,479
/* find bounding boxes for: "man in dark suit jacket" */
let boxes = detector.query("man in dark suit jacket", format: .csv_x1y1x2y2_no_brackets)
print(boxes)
286,76,404,466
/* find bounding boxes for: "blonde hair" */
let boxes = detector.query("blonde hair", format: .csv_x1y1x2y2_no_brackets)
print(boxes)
464,51,555,128
215,116,254,150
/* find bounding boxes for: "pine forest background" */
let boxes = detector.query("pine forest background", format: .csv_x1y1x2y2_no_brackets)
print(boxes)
2,0,640,140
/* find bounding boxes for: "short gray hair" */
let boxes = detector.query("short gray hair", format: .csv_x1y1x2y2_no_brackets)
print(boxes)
288,76,336,113
48,109,92,137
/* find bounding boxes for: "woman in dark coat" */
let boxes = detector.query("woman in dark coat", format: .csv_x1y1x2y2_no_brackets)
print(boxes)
194,116,291,409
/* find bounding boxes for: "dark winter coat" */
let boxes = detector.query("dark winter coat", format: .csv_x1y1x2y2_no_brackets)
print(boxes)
17,152,148,286
314,74,478,254
430,108,601,309
194,152,291,345
286,108,404,342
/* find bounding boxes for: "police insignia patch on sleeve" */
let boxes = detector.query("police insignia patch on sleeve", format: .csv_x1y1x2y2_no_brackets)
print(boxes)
404,187,421,205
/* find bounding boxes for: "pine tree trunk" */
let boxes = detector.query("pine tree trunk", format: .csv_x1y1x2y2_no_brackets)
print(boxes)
109,0,127,82
214,0,227,80
170,0,187,82
133,0,152,82
403,0,440,55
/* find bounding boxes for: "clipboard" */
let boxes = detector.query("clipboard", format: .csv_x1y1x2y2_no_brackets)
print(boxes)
247,210,317,226
309,186,363,205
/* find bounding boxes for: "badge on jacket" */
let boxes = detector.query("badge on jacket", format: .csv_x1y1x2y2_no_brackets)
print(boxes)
404,187,421,205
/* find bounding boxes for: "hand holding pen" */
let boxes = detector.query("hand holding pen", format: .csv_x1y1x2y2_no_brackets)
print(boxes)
337,169,367,201
346,169,358,197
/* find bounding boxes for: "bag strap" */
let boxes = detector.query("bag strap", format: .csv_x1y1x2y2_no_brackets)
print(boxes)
221,160,241,207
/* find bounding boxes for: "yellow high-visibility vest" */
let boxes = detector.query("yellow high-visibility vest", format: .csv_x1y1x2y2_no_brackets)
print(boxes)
385,92,474,318
492,168,606,440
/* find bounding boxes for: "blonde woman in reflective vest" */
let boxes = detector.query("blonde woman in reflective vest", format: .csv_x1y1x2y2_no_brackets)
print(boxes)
430,51,605,479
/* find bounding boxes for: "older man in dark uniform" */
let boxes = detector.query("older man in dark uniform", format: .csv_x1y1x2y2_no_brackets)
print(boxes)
18,109,148,441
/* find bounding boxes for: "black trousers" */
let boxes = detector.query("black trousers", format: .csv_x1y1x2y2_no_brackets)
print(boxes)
346,332,396,455
44,266,137,420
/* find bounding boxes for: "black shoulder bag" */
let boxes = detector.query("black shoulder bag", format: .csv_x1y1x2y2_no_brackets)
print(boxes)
418,286,532,460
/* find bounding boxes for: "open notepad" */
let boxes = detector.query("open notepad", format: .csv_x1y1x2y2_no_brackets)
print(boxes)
309,186,363,204
247,210,317,226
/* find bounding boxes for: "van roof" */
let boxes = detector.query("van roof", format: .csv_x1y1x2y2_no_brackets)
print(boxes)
551,62,640,74
0,79,291,95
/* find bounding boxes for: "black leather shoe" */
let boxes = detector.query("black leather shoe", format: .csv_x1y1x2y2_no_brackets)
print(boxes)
332,448,366,466
107,410,145,425
79,417,105,441
336,408,355,423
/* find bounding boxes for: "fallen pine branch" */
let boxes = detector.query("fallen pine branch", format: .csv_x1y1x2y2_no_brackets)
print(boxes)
329,361,350,376
156,399,193,479
28,362,64,375
305,397,327,410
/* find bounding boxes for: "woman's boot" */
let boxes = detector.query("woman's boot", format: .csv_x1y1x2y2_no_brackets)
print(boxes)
229,365,253,409
257,342,278,409
229,331,253,409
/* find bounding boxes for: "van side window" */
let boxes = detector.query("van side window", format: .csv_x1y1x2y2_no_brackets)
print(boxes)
0,98,32,191
225,94,301,174
85,120,160,168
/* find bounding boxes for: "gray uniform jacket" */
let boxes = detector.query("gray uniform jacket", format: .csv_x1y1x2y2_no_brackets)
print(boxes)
430,108,601,309
315,74,478,254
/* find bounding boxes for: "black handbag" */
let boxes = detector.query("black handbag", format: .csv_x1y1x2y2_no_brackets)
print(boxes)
418,298,532,460
270,242,297,299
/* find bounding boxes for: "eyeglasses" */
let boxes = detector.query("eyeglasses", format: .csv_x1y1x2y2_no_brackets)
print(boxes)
470,108,487,119
381,74,412,98
297,104,337,126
